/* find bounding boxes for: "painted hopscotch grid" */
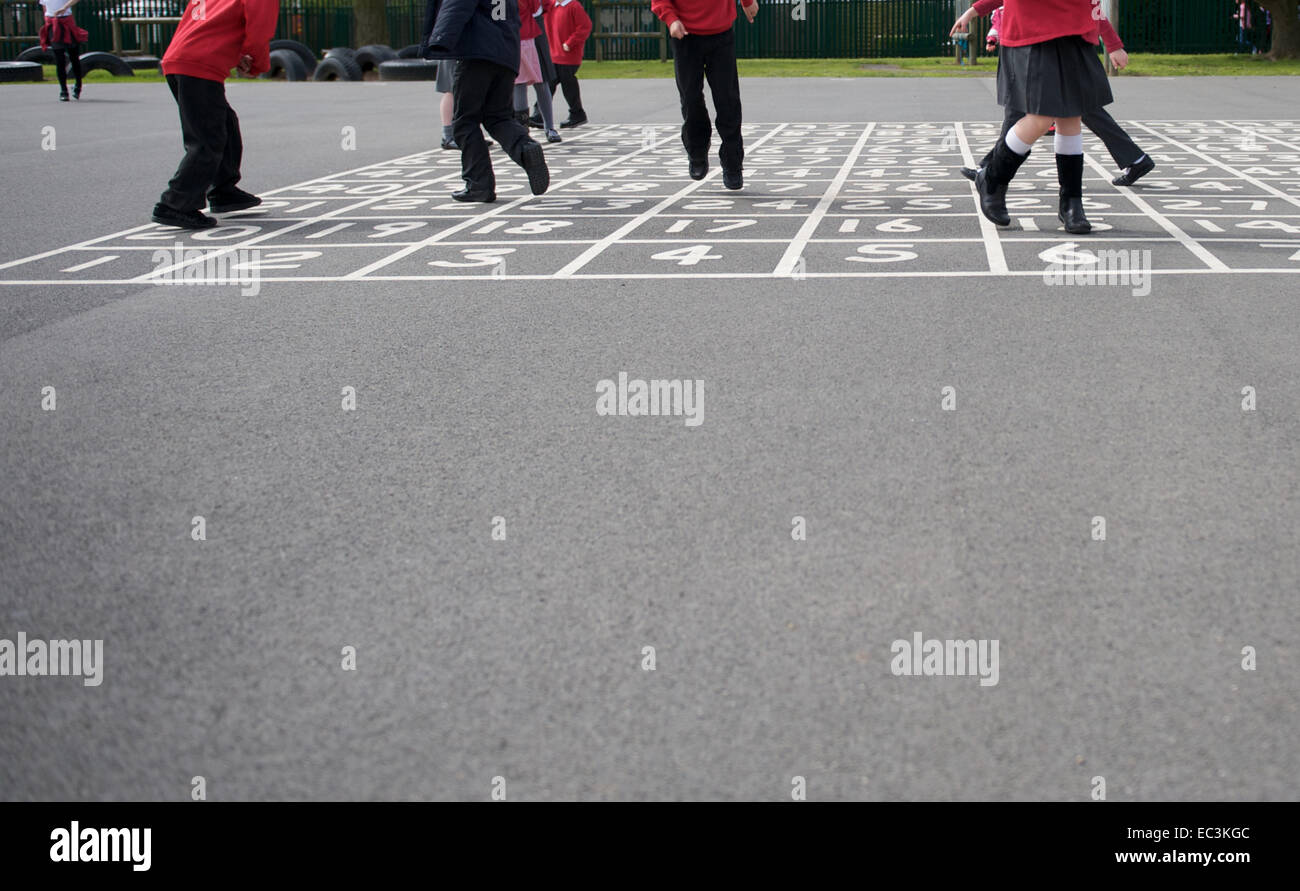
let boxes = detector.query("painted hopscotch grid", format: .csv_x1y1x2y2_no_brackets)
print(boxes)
2,120,1300,284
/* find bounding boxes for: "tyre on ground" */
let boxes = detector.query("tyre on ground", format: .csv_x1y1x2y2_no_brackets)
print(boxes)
268,38,317,75
77,51,134,77
355,44,397,73
0,61,43,82
263,48,308,81
396,44,423,59
377,59,439,81
16,46,54,64
312,54,363,82
125,55,161,70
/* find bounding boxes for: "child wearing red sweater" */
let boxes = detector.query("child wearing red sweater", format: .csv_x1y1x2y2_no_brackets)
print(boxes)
651,0,758,190
952,0,1112,235
546,0,592,128
152,0,278,230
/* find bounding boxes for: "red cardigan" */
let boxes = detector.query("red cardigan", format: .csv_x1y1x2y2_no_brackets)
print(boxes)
520,0,541,41
161,0,279,82
971,0,1102,47
546,0,592,66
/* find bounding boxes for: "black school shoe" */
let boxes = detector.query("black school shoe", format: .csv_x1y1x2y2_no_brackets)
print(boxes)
558,114,587,129
440,137,459,150
452,188,496,203
58,90,69,102
73,84,81,100
208,188,262,214
688,157,708,180
151,203,217,229
722,168,743,191
1112,155,1155,187
959,166,978,181
974,140,1029,227
521,142,549,195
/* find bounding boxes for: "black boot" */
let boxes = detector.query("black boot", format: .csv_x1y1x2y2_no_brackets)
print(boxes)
974,139,1028,226
514,109,530,128
1056,153,1091,235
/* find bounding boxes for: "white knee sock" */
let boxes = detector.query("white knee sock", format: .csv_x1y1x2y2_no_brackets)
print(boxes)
1054,132,1084,155
1006,129,1033,155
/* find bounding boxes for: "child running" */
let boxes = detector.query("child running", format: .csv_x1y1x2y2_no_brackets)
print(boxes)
422,0,550,203
651,0,759,190
151,0,278,230
951,0,1114,235
38,0,88,102
960,3,1154,188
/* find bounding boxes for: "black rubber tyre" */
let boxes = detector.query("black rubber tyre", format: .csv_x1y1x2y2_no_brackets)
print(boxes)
16,46,54,64
263,48,308,81
311,54,363,82
396,44,423,59
355,44,397,72
323,47,357,62
125,55,161,70
0,61,42,82
268,38,317,75
78,51,134,77
377,59,439,81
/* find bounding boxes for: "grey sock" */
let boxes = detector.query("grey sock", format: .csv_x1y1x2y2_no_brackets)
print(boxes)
442,124,453,141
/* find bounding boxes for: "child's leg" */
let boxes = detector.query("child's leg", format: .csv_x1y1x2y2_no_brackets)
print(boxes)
672,41,709,161
453,61,497,192
532,82,555,132
702,29,743,173
439,90,455,142
557,64,585,120
513,83,528,113
1053,115,1090,232
209,89,244,199
68,45,83,90
1010,113,1057,147
52,48,69,93
1081,107,1144,171
158,75,230,212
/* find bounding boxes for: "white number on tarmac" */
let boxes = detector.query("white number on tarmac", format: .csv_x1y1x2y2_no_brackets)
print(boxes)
652,245,722,266
429,248,516,268
233,250,323,271
846,243,918,263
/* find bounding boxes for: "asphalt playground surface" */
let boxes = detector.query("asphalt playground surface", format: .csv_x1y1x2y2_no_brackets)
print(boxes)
1,76,1297,800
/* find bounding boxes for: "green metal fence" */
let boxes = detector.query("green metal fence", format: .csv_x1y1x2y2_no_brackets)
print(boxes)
0,0,1268,62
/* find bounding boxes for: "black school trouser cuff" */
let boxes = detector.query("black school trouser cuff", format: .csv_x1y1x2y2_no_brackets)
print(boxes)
159,74,243,213
672,27,744,172
452,60,536,192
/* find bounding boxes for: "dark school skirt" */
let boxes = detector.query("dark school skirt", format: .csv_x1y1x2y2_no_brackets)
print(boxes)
534,27,558,86
996,35,1113,118
435,58,454,93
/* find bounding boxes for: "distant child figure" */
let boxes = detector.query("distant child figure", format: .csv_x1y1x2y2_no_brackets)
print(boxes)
528,0,559,128
547,0,592,128
38,0,88,102
152,0,279,230
651,0,759,190
515,0,561,142
1234,3,1256,53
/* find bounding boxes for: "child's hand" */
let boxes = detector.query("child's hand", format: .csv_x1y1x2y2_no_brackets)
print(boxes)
236,54,253,76
669,21,687,39
950,8,975,36
742,1,758,23
1109,49,1128,70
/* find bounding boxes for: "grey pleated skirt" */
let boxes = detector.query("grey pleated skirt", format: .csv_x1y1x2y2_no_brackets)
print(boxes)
997,35,1113,117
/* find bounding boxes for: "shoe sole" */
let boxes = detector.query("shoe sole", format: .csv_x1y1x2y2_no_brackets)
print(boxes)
723,179,743,191
151,213,215,230
521,143,549,195
1113,165,1154,187
208,198,261,214
452,193,496,203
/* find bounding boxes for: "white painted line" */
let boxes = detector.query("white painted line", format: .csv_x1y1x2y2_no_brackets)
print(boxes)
954,120,1008,274
60,255,120,273
1081,153,1229,271
1130,121,1300,210
774,122,875,276
553,124,791,278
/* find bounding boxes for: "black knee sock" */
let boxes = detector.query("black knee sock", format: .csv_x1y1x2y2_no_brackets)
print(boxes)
1056,153,1084,198
53,49,68,91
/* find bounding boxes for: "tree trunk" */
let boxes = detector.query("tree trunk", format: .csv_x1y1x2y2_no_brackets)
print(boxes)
354,0,389,48
1258,0,1300,59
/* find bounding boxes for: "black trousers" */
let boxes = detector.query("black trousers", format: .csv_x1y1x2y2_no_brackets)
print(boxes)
672,27,743,172
51,44,82,91
159,74,243,212
453,59,534,192
983,105,1145,170
551,63,584,117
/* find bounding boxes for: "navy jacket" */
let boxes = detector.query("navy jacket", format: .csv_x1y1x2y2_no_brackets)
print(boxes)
421,0,522,73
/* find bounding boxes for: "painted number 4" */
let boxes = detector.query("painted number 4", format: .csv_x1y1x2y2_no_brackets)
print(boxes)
652,245,722,266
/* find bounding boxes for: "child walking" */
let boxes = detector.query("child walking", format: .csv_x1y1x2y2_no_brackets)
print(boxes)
515,0,561,143
546,0,592,128
651,0,758,190
38,0,88,102
422,0,550,203
952,0,1113,235
152,0,278,230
